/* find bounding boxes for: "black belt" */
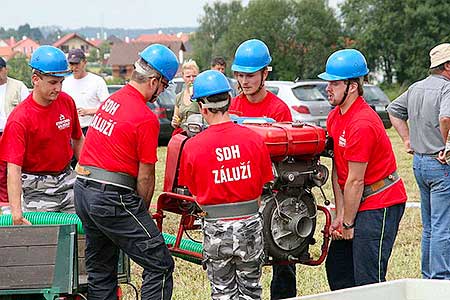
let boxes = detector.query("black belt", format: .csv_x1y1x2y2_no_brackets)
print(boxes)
77,178,133,195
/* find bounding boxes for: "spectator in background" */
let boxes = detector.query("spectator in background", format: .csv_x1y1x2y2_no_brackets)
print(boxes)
211,56,236,96
0,57,29,214
388,42,450,279
62,48,109,136
171,59,200,134
0,46,84,224
211,56,227,74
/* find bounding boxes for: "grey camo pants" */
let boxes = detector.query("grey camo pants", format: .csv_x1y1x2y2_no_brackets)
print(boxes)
21,168,76,213
203,213,264,300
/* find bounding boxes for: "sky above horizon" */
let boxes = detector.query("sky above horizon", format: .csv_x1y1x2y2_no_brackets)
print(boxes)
2,0,339,30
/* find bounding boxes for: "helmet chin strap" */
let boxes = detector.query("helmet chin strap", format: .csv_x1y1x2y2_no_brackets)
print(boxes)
337,81,351,106
148,76,163,103
239,70,265,97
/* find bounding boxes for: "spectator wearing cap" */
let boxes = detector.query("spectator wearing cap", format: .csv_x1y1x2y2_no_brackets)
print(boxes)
62,48,109,135
0,57,29,214
388,42,450,279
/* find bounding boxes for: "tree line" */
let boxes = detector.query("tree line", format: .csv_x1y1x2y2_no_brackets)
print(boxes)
190,0,450,86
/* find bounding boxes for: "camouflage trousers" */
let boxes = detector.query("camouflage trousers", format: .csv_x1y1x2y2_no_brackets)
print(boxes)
21,168,76,213
203,213,264,300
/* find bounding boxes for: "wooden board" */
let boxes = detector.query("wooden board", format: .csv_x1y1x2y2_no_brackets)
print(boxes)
0,226,58,289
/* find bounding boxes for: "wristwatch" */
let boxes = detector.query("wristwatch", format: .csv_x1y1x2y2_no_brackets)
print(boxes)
343,222,355,230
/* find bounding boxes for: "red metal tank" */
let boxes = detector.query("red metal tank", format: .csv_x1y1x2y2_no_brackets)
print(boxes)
244,122,326,161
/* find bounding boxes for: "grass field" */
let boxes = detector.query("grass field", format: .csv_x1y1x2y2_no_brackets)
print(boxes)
121,128,423,299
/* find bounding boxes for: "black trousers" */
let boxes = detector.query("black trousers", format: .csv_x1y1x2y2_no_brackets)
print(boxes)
74,179,174,300
326,203,405,290
270,264,297,299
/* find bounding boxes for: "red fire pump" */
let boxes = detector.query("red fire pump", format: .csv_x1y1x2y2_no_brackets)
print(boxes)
153,118,332,265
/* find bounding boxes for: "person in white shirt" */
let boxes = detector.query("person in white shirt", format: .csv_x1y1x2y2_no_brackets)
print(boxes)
0,57,29,133
0,56,29,213
62,48,109,135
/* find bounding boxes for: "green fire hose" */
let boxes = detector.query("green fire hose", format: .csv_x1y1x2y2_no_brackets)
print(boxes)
0,212,203,264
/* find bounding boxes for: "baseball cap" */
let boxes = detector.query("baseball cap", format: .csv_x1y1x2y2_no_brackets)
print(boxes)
0,57,6,68
429,43,450,69
67,49,86,63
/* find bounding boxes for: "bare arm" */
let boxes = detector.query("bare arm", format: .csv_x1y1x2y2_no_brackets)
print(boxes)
171,105,181,128
439,117,450,144
342,161,367,239
7,163,31,225
77,108,99,116
330,161,344,239
136,162,156,209
437,117,450,163
389,114,413,154
72,136,85,161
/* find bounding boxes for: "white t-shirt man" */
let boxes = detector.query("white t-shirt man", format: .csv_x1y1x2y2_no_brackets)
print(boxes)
0,79,29,132
62,72,109,128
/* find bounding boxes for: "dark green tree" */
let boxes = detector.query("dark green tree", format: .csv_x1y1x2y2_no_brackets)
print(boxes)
341,0,450,85
6,54,33,88
190,0,243,71
292,0,342,79
221,0,296,79
17,24,43,41
220,0,340,80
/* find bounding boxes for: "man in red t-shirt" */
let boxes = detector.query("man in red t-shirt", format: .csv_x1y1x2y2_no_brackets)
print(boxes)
229,39,292,123
74,44,178,300
229,39,294,300
0,46,84,223
318,49,407,290
179,70,273,300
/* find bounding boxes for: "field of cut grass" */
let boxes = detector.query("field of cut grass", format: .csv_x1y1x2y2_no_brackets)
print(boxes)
120,128,422,299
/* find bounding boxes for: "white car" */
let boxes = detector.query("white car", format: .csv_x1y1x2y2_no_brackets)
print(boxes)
265,81,333,127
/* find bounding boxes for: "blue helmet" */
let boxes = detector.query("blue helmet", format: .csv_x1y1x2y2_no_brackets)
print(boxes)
139,44,179,81
231,39,272,73
192,70,232,100
29,45,71,77
318,49,369,81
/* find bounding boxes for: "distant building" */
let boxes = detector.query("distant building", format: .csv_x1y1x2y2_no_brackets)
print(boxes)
0,37,40,60
108,41,185,79
11,38,40,58
0,47,15,60
53,33,99,55
135,32,192,55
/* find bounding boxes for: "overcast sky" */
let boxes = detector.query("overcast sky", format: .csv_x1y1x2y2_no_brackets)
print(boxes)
2,0,340,30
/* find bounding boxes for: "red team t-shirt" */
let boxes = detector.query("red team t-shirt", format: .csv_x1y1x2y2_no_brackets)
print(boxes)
0,92,82,173
327,96,407,211
179,121,273,206
79,84,159,178
229,91,293,122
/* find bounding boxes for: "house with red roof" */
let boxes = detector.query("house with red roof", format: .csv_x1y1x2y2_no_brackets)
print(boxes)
53,33,99,55
11,38,40,58
108,41,185,79
0,37,40,60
